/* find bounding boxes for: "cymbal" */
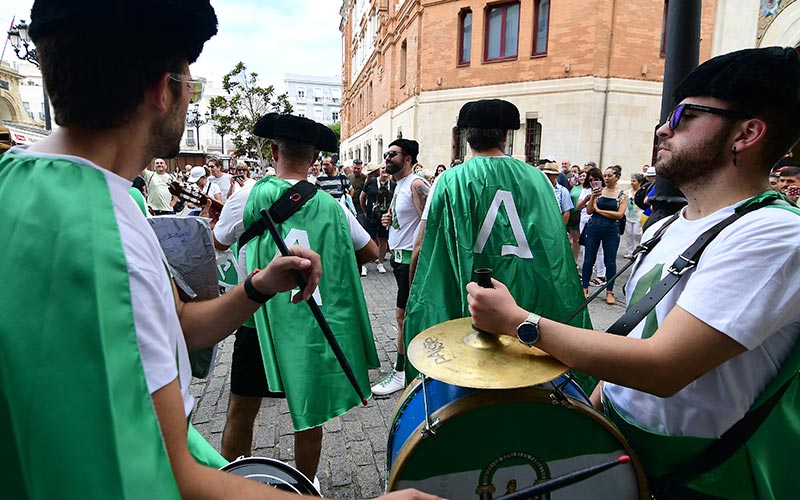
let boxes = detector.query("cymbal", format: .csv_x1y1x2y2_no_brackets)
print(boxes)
407,317,568,389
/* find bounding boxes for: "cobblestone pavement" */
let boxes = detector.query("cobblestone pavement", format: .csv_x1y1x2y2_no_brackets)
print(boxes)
191,254,634,498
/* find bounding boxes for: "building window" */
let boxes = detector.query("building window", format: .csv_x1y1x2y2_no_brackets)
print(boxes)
186,129,196,147
368,81,373,114
484,2,519,62
505,130,514,156
660,0,669,57
452,127,467,162
332,111,339,122
532,0,550,56
366,142,372,163
297,87,306,101
400,40,407,86
458,10,472,66
313,87,323,103
331,88,341,104
298,111,306,118
524,119,542,165
314,107,323,121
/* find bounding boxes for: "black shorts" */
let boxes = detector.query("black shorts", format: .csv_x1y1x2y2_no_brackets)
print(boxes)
393,262,411,309
230,325,285,398
364,217,389,240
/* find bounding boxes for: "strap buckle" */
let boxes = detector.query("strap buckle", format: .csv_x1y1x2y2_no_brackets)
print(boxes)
667,255,696,276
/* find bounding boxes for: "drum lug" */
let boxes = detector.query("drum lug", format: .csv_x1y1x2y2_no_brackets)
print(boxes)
549,389,574,408
420,416,441,438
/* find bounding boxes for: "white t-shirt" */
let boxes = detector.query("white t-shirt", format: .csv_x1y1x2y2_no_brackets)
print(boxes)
604,200,800,438
28,151,194,417
208,173,232,202
214,178,370,282
202,181,222,200
389,173,428,253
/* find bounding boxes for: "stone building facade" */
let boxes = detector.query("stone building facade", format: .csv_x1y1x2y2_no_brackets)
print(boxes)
339,0,799,171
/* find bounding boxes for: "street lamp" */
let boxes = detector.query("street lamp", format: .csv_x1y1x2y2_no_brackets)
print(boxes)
186,103,209,151
7,19,52,131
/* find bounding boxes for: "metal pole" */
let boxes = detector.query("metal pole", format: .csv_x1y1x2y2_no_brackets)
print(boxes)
646,0,702,229
42,80,51,130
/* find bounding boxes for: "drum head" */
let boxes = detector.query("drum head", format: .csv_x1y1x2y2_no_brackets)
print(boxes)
221,457,320,496
388,386,649,499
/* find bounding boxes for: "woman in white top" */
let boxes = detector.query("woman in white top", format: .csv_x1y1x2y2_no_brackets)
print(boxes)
623,173,645,258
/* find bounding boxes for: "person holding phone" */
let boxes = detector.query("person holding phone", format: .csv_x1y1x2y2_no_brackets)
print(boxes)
582,165,627,303
575,166,607,286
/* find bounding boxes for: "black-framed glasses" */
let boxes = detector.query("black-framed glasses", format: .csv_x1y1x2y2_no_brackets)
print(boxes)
668,103,751,130
384,150,402,160
168,73,206,104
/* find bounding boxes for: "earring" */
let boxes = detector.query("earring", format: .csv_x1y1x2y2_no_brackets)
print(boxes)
731,146,738,167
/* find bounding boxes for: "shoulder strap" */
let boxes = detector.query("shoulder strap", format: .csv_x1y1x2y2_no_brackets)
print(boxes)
560,212,679,325
237,180,317,249
606,196,786,336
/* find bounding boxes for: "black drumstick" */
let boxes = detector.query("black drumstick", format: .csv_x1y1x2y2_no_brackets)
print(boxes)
258,208,368,406
495,455,631,500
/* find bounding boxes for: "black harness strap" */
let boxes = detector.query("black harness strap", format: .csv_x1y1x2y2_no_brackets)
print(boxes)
237,180,317,249
606,197,790,336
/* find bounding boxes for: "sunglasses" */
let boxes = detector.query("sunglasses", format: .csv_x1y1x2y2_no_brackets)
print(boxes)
169,73,206,104
667,103,751,130
383,150,403,160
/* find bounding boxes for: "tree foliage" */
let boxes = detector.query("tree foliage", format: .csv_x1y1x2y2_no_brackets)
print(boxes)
209,62,292,166
327,122,341,149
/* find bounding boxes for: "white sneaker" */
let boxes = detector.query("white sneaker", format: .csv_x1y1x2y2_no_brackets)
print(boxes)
361,266,367,277
376,263,386,274
371,369,405,397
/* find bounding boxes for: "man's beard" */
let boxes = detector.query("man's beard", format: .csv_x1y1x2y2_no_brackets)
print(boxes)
656,124,733,187
385,161,402,175
148,100,185,159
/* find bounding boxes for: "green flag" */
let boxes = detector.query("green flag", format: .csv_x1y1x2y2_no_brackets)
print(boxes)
0,151,180,499
243,177,379,430
404,156,592,384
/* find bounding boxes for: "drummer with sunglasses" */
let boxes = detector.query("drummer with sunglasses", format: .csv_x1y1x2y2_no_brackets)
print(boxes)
467,47,800,499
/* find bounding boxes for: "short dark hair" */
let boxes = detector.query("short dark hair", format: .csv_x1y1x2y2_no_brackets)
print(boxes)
631,173,645,185
779,166,800,179
276,138,317,165
465,128,504,152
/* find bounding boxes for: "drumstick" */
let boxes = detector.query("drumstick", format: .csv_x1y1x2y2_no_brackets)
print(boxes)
495,455,631,500
258,208,369,406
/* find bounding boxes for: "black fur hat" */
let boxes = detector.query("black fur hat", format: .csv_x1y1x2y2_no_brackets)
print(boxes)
673,47,800,116
254,113,338,152
457,99,521,130
29,0,218,64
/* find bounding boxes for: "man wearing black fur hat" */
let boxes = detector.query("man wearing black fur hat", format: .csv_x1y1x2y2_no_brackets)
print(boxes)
467,48,800,498
213,113,380,483
403,99,590,383
370,138,430,396
0,2,439,500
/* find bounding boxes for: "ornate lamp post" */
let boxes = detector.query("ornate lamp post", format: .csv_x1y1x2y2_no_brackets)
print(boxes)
186,103,209,150
7,20,52,131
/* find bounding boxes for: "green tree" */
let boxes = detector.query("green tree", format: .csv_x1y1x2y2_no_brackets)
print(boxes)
327,122,341,153
209,62,292,167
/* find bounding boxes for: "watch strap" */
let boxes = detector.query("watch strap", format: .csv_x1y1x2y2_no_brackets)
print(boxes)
243,270,271,304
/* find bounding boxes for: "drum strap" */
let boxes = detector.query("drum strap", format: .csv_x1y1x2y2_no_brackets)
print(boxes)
238,180,317,249
605,194,792,336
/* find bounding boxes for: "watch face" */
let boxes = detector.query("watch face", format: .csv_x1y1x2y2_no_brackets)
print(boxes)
517,322,539,345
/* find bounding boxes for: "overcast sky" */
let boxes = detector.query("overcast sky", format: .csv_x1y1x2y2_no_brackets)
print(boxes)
0,0,343,92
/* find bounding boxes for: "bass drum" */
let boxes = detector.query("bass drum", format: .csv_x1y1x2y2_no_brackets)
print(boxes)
387,377,649,499
221,457,321,496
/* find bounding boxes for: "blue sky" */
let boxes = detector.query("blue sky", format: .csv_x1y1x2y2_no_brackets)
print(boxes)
0,0,343,92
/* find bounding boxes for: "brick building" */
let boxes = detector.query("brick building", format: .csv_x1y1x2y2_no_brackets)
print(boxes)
339,0,800,170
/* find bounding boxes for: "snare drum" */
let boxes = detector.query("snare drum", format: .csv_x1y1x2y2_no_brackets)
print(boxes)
221,457,321,496
387,377,648,499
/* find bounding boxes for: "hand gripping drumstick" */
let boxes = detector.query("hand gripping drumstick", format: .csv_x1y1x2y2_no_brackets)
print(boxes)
494,455,631,500
258,208,369,406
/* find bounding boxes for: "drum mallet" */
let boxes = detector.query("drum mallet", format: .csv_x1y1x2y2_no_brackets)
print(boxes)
259,208,369,406
495,455,631,500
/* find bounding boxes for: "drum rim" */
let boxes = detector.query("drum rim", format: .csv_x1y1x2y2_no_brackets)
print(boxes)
221,456,321,497
387,386,650,499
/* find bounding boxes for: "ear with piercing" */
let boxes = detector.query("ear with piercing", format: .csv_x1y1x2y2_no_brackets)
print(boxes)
731,145,738,167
